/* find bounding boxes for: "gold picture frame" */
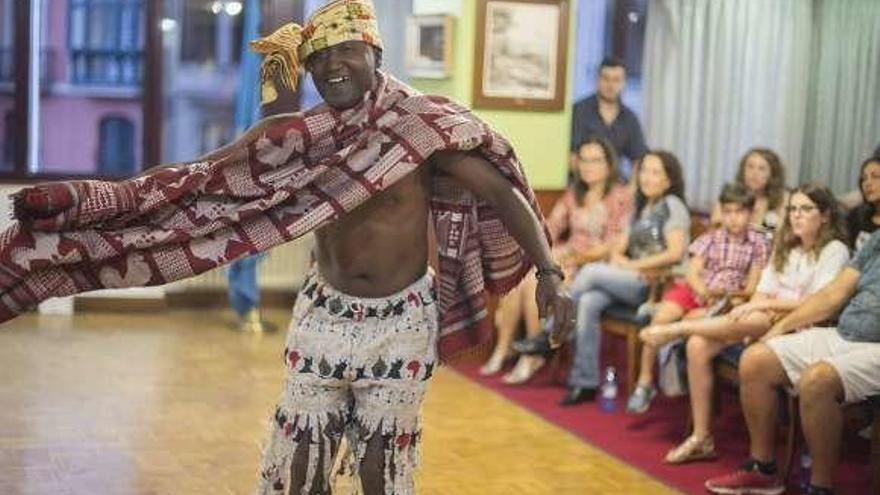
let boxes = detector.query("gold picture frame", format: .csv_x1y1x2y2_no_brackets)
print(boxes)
473,0,569,111
405,15,454,79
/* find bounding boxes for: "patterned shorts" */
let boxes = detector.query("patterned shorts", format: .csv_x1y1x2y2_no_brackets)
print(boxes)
256,267,438,495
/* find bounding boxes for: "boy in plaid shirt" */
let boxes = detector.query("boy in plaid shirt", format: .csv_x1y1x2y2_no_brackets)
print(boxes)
625,182,770,414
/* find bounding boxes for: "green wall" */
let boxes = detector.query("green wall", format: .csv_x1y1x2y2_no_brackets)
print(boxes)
410,0,575,189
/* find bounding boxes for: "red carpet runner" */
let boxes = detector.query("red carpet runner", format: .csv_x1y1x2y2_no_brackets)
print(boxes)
454,356,871,494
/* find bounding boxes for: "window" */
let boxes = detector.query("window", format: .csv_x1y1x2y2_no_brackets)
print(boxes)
0,0,13,84
180,1,243,67
607,0,648,78
2,112,13,169
98,116,135,175
68,0,144,85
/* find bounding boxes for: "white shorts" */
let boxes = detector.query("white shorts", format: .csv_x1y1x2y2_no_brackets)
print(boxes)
767,327,880,403
257,267,438,495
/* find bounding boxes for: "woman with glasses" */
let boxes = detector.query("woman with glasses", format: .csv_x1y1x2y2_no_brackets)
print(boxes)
641,183,850,464
480,136,633,384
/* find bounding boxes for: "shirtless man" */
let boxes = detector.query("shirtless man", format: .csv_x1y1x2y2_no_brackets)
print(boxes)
0,2,572,493
251,3,574,494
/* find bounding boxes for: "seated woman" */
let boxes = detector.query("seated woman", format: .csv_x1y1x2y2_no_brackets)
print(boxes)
556,150,689,406
480,136,633,383
710,148,787,238
641,183,850,464
624,182,771,414
846,156,880,252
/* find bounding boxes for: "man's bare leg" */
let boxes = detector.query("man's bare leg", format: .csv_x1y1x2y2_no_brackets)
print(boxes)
739,343,790,461
359,430,388,495
798,362,844,489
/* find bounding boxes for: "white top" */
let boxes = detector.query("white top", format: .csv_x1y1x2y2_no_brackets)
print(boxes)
756,240,850,300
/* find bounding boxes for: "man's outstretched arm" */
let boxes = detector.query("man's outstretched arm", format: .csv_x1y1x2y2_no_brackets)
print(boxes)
137,113,295,177
761,266,860,341
432,150,574,345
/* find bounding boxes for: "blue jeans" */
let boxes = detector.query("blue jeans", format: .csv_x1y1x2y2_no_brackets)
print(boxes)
226,253,265,317
567,262,649,388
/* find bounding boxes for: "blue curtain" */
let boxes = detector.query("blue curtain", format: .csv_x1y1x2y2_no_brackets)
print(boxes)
228,0,264,317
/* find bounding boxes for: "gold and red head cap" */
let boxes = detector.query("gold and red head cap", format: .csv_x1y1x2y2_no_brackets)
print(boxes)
249,0,383,104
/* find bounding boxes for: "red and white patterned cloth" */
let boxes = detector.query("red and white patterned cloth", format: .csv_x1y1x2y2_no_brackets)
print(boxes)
0,72,546,360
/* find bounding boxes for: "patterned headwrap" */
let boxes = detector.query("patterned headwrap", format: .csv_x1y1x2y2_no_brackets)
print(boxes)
249,0,384,104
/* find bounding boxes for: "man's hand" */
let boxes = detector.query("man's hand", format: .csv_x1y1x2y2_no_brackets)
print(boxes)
535,273,575,348
758,322,790,343
728,301,764,320
609,252,632,270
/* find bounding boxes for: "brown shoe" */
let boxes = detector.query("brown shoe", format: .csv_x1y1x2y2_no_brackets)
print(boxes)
664,435,717,464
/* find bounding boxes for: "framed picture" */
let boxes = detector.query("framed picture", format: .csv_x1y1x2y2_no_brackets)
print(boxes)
405,15,454,79
473,0,569,111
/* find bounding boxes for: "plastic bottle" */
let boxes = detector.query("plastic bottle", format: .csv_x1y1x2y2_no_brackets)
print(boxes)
599,366,619,413
799,446,812,491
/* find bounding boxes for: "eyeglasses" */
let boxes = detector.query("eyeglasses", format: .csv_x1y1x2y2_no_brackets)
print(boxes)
577,157,607,165
786,204,818,214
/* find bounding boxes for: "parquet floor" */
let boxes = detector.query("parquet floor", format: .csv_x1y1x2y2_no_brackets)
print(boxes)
0,309,680,495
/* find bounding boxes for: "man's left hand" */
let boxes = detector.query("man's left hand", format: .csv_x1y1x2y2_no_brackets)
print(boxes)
535,273,575,348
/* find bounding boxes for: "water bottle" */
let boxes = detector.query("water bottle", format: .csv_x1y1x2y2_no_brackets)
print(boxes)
599,366,619,413
799,446,812,490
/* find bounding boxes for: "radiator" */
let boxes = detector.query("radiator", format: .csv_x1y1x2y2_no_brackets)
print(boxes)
164,235,315,293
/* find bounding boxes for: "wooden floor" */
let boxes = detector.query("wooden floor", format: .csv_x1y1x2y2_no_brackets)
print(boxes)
0,309,680,495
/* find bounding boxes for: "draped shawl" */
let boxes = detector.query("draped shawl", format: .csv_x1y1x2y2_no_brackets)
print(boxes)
0,72,547,359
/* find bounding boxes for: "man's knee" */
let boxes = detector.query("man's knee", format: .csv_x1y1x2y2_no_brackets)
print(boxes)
739,343,784,385
798,362,844,403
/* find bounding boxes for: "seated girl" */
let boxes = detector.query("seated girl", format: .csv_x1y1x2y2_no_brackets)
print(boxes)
624,182,771,414
710,148,788,238
641,183,850,464
555,150,689,406
846,156,880,252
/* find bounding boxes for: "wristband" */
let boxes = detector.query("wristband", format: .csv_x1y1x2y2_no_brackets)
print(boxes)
535,264,565,281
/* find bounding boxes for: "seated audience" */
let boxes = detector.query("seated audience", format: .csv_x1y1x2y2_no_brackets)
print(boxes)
846,156,880,252
643,183,850,465
710,148,787,238
625,182,770,414
704,229,880,495
552,150,689,406
481,136,633,383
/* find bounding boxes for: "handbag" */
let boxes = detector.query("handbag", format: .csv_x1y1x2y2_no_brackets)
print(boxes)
658,339,688,397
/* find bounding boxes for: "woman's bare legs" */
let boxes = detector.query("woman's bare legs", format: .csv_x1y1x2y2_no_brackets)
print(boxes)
664,311,775,463
481,281,524,375
503,274,547,384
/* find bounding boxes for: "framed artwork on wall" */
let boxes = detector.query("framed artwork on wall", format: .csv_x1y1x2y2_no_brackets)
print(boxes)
405,15,454,79
473,0,569,111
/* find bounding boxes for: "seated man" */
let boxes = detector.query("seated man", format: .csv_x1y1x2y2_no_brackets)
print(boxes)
705,230,880,495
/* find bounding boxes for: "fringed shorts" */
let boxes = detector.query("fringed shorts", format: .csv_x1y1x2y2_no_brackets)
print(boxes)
256,267,438,495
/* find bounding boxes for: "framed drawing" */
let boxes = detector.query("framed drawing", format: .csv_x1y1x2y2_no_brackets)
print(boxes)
405,15,454,79
473,0,569,111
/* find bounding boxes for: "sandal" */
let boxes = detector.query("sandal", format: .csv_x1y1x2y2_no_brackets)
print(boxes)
502,356,546,385
479,350,511,376
664,435,717,464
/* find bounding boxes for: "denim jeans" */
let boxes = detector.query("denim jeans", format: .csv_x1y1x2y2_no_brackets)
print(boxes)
567,262,649,388
226,253,265,317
